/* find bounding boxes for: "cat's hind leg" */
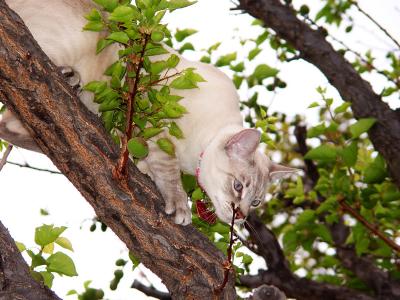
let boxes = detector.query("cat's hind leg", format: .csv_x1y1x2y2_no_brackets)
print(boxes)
145,141,191,225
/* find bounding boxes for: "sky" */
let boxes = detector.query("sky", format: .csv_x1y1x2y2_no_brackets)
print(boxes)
0,0,399,299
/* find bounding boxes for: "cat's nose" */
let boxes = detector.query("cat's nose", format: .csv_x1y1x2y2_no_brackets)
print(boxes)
235,209,245,220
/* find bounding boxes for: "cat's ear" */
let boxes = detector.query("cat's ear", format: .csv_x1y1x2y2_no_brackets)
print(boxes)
269,162,300,181
225,129,260,159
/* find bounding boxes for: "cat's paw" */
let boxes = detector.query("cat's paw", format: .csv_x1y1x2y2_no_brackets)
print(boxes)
174,206,192,225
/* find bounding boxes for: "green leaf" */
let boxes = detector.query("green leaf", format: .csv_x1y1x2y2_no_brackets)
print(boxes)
215,53,237,67
230,62,244,73
304,144,337,162
109,6,139,23
55,237,74,252
334,102,351,114
297,209,316,225
129,251,140,269
96,38,114,54
252,64,279,81
157,138,175,156
15,241,26,252
43,243,54,254
93,0,118,12
142,127,163,139
107,32,130,45
248,47,262,60
127,137,149,159
151,60,168,74
47,252,78,276
364,155,387,184
169,122,184,139
170,68,205,89
159,0,196,11
85,9,102,21
40,271,54,288
283,229,298,252
151,31,164,42
179,42,195,53
83,21,104,32
308,102,320,108
175,28,198,42
163,101,187,118
167,54,180,68
349,118,377,138
340,141,358,167
35,225,67,247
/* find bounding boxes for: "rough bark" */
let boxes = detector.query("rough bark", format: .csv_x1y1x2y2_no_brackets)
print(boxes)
0,221,61,300
0,1,235,299
238,0,400,188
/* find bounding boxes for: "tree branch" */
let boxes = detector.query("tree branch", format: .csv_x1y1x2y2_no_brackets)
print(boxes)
0,145,12,172
0,220,61,300
131,280,171,300
238,0,400,189
241,213,376,300
0,2,235,299
294,124,400,299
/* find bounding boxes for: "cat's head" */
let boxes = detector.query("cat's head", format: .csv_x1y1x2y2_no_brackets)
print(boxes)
198,128,297,224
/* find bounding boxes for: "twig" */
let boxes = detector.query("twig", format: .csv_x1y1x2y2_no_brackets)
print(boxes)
352,1,400,50
5,161,62,174
337,196,400,254
131,280,171,300
114,34,149,178
0,144,12,171
214,204,237,294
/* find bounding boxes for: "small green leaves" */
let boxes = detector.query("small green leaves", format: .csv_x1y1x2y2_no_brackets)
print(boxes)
127,137,149,159
142,127,163,139
363,155,387,184
109,6,139,23
83,21,104,32
170,68,205,89
304,144,337,162
55,237,74,252
35,225,66,247
93,0,118,12
167,54,180,68
215,52,237,67
349,118,377,138
175,28,198,42
169,122,184,139
157,138,175,156
151,31,164,42
252,64,279,81
340,141,358,167
15,241,26,252
47,252,78,276
107,32,130,45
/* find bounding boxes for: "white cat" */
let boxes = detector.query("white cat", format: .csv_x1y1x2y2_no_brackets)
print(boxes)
1,0,296,225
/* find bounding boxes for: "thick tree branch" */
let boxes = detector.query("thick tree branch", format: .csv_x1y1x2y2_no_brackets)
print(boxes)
0,2,235,299
238,0,400,189
0,221,61,300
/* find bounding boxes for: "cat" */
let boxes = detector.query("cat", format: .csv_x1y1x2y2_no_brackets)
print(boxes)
1,0,297,225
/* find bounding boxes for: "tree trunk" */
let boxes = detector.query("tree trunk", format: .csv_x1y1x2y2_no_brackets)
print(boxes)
0,1,236,299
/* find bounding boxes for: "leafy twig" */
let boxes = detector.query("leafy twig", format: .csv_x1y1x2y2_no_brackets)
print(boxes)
337,196,400,254
215,204,238,294
114,34,150,178
0,144,12,172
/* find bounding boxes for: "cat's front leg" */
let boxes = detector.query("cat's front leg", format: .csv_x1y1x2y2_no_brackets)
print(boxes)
144,140,191,225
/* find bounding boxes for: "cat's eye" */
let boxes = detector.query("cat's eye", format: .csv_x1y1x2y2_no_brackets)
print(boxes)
251,199,261,207
233,179,243,192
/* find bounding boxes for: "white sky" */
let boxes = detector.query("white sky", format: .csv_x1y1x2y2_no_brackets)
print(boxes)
1,0,399,299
